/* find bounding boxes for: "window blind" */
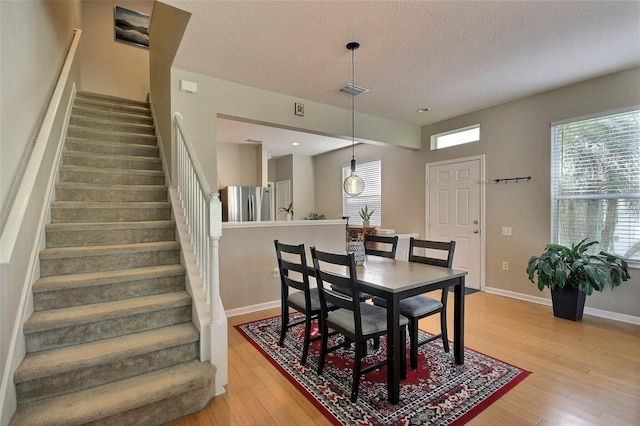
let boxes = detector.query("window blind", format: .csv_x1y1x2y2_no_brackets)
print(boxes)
551,109,640,261
342,159,381,227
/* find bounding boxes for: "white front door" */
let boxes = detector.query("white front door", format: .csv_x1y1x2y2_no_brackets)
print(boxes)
426,156,484,289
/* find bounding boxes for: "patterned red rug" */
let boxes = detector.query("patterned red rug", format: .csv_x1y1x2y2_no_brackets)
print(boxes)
236,313,530,425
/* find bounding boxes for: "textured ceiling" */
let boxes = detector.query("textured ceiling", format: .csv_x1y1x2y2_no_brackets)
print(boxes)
163,0,640,156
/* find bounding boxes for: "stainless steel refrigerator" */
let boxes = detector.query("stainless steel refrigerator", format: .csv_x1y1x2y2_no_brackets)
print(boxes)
220,186,271,222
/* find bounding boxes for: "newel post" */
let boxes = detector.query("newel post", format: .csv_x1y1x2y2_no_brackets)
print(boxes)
208,192,222,317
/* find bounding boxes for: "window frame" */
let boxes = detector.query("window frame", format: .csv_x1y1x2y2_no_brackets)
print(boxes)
342,159,382,227
430,124,480,150
550,106,640,264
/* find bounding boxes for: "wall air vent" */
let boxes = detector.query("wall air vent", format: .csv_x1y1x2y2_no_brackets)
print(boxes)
339,83,369,96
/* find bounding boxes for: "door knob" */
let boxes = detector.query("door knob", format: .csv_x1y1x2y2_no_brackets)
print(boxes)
473,220,479,225
473,230,479,234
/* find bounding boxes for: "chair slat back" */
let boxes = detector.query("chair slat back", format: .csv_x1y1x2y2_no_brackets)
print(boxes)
310,247,362,328
274,240,312,305
408,238,456,268
364,234,399,259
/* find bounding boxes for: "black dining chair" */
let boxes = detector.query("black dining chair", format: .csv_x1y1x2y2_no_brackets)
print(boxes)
310,246,407,402
274,240,336,365
364,234,398,259
373,238,456,370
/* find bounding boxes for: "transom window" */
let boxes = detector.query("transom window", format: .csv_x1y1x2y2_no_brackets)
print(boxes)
342,159,381,227
551,108,640,262
430,124,480,150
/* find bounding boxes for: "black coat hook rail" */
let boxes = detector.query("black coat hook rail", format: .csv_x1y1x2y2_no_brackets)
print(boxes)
493,176,531,184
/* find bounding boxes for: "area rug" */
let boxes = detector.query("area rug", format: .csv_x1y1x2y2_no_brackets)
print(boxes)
236,313,530,426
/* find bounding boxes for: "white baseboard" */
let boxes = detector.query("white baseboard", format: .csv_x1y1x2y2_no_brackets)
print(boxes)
484,286,640,325
226,300,280,318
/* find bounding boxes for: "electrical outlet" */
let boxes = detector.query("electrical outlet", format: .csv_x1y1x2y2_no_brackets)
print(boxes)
501,227,512,236
502,261,509,271
273,267,280,277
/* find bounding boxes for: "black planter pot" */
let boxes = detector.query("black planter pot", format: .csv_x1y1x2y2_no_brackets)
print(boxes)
550,286,586,321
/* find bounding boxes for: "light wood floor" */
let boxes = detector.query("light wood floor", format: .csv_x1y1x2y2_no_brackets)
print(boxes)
166,292,640,425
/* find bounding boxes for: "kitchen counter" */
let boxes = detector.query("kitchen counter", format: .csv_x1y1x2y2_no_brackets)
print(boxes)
222,219,346,229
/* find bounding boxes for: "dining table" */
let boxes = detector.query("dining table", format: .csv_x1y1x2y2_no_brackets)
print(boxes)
350,255,468,404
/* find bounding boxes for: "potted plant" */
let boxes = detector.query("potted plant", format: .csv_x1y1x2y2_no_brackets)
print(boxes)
526,239,630,321
304,212,326,220
359,206,374,228
278,202,293,221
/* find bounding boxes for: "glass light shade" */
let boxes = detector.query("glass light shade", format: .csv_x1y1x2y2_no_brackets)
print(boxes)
344,171,365,196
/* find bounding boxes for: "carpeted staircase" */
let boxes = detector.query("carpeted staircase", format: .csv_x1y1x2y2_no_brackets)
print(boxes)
10,92,216,425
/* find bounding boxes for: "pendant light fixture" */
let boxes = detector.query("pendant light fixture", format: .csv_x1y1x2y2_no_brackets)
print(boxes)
343,41,365,197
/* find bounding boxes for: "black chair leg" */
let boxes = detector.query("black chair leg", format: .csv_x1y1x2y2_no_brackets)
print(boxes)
440,311,450,353
409,319,419,370
401,325,407,379
279,307,288,347
301,315,312,365
351,339,363,402
317,321,329,375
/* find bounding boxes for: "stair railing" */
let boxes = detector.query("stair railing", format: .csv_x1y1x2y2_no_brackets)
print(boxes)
171,112,227,395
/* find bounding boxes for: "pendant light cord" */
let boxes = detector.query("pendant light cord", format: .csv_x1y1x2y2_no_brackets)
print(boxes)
351,45,355,163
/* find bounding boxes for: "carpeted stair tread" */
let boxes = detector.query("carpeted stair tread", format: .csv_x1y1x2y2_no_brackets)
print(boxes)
50,201,172,223
45,220,175,233
14,323,198,383
71,106,153,125
67,126,157,145
23,291,191,334
10,360,215,426
32,264,186,310
39,241,180,276
65,137,159,156
70,115,155,136
33,264,185,293
76,91,150,107
39,241,180,261
45,220,176,247
59,164,165,185
55,182,167,202
64,150,162,169
73,98,150,112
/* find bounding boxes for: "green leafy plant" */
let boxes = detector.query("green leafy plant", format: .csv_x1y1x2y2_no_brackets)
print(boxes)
526,239,630,296
359,206,374,221
305,212,326,220
278,202,293,217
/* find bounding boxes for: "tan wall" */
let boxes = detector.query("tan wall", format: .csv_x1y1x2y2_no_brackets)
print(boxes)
292,155,316,220
79,0,152,101
219,223,346,311
148,2,190,177
315,67,640,318
0,0,81,226
217,143,260,188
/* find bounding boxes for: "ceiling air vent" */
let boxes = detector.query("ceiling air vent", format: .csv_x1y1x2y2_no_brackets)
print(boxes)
339,83,369,96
